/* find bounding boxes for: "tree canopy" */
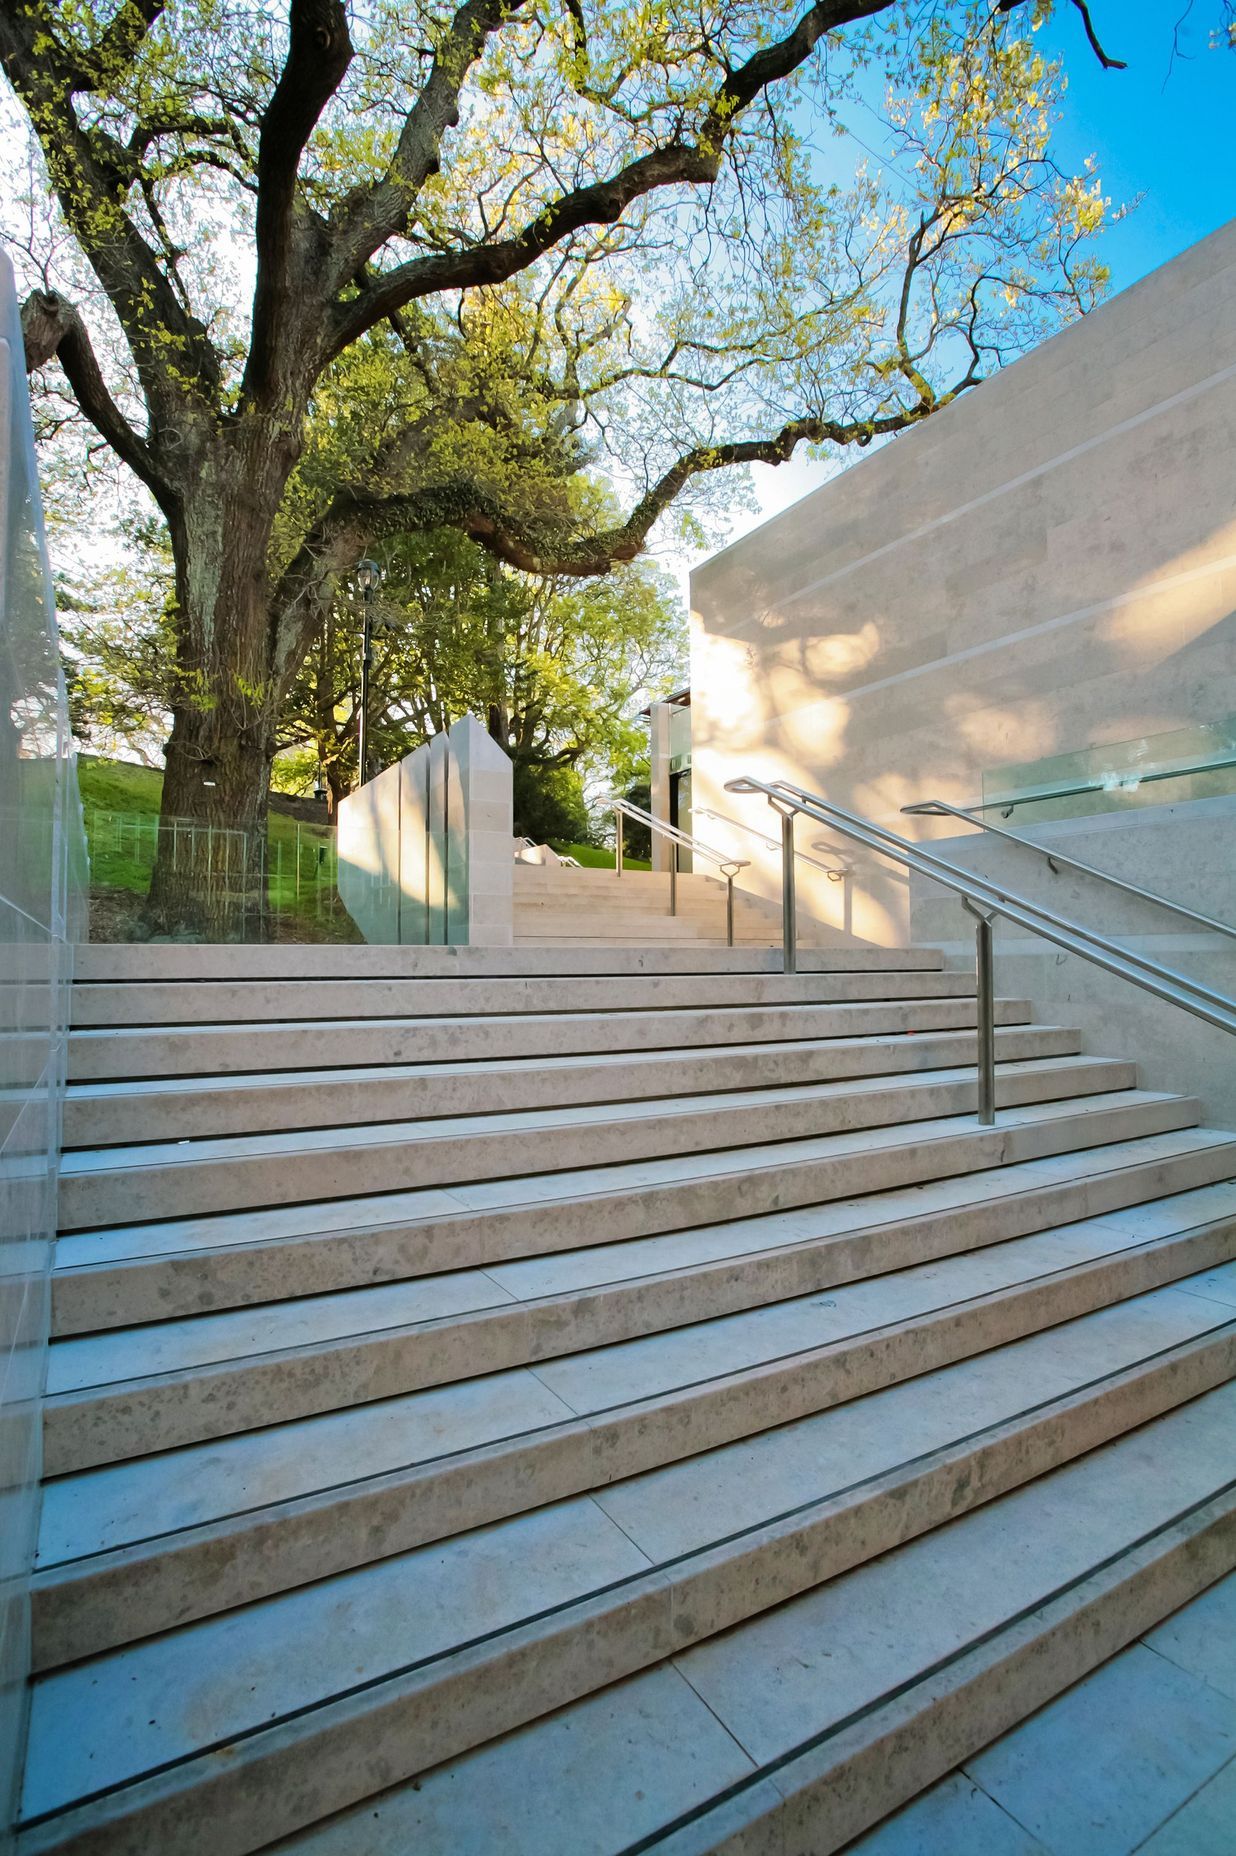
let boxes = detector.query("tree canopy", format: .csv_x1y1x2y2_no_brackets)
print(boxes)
0,0,1148,927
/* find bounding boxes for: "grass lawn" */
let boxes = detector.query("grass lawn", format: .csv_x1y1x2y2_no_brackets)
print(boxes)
550,841,652,871
78,756,355,941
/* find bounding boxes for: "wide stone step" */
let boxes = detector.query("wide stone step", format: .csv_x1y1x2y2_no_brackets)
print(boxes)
72,944,945,982
251,1388,1236,1856
42,1150,1230,1479
20,1310,1236,1856
55,1055,1131,1229
847,1569,1236,1856
69,969,981,1028
53,1106,1223,1340
62,1024,1082,1147
511,915,729,940
33,1198,1236,1663
67,995,1035,1081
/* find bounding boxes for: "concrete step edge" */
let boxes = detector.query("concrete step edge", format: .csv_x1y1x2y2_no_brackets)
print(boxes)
32,1229,1236,1665
65,1000,1037,1082
60,1027,1084,1146
49,1131,1236,1337
647,1474,1236,1856
40,1210,1236,1477
50,1103,1216,1337
20,1340,1236,1856
71,946,947,982
56,1056,1133,1208
50,1074,1167,1234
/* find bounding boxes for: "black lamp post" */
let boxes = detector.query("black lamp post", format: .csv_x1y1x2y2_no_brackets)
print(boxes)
355,558,382,786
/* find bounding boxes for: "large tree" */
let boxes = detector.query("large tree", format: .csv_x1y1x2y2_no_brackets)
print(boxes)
3,0,1122,929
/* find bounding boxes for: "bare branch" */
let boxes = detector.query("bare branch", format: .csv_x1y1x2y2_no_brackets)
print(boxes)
996,0,1126,68
1067,0,1127,69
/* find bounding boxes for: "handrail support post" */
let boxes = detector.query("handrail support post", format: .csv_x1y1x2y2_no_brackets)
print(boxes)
615,809,623,878
778,806,797,975
964,899,998,1126
670,840,678,916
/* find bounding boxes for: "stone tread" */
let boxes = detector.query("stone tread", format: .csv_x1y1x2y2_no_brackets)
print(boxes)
49,1095,1205,1330
847,1573,1236,1856
68,969,985,1028
60,1024,1082,1144
54,1058,1140,1232
65,995,1036,1080
20,1370,1236,1855
49,1126,1236,1342
35,1204,1236,1577
32,945,1236,1856
70,944,947,982
259,1397,1236,1856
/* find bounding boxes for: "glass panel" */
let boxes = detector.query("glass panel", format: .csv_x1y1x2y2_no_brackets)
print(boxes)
82,809,358,944
980,719,1236,824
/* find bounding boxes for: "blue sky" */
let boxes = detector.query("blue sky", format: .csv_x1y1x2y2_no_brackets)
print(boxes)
1043,0,1233,288
679,2,1234,583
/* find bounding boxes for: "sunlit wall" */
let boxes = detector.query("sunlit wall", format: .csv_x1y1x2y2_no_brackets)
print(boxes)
690,220,1236,949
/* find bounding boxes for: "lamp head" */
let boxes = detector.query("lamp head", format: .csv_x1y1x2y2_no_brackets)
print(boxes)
356,558,382,592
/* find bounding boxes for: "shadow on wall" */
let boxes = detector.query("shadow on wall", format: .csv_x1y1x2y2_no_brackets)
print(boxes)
688,222,1236,946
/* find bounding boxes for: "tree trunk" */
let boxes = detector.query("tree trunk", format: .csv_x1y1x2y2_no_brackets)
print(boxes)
142,436,290,940
145,702,276,939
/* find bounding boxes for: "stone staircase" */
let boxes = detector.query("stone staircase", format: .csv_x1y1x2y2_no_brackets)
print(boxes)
513,862,838,945
21,940,1236,1855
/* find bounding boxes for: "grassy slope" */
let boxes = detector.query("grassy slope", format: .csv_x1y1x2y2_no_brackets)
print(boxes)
78,757,344,931
76,762,651,930
550,841,651,871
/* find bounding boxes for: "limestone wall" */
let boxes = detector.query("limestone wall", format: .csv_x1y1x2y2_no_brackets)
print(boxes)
689,219,1236,954
337,715,513,946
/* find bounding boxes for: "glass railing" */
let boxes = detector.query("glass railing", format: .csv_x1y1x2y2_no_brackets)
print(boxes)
979,721,1236,823
82,808,358,944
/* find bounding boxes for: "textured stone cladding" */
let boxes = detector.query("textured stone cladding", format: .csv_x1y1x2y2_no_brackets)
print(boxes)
689,218,1236,950
688,220,1236,1119
338,715,514,946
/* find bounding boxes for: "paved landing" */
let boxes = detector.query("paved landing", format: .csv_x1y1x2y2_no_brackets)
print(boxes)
848,1570,1236,1855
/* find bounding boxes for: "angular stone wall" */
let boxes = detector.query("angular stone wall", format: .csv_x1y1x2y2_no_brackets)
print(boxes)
0,252,88,1846
337,715,513,946
690,220,1236,951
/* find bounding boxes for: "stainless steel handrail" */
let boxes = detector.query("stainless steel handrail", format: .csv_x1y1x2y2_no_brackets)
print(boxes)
693,805,852,882
902,798,1236,944
725,774,1236,1125
610,796,749,946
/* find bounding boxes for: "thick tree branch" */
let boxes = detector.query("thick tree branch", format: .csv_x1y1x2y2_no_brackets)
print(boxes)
20,290,178,519
243,0,353,404
325,0,898,358
327,0,529,289
69,0,166,90
272,368,976,647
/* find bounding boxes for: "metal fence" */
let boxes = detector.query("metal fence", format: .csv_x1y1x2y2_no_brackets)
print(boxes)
83,808,356,942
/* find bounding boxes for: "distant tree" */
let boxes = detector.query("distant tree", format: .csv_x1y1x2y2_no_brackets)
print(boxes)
277,525,684,818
